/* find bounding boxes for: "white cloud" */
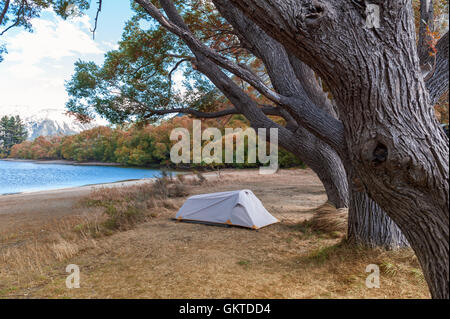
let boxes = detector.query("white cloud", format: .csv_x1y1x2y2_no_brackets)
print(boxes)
0,11,105,113
5,14,101,63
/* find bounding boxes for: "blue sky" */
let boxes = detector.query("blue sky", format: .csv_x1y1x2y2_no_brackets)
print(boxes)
0,1,134,113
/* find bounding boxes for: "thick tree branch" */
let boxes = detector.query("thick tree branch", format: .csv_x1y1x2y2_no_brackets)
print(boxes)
212,0,347,157
141,105,295,120
142,0,295,135
143,107,240,118
134,0,283,105
287,54,338,119
0,0,10,26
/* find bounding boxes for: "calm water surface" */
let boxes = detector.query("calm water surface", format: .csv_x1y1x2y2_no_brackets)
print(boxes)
0,160,171,195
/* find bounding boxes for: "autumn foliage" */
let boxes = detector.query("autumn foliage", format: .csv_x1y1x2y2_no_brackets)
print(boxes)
9,115,303,169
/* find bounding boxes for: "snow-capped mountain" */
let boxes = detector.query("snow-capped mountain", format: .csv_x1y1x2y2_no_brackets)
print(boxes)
0,106,99,140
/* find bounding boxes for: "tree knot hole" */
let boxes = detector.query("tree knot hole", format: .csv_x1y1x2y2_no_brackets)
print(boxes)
306,2,325,19
298,1,328,27
372,142,388,165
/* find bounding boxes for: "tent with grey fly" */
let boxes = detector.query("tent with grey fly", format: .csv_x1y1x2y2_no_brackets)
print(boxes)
175,190,279,229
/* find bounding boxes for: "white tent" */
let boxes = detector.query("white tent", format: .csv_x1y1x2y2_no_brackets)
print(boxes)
175,189,279,230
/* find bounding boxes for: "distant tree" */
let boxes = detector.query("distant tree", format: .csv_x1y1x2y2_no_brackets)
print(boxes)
14,115,27,142
0,115,27,155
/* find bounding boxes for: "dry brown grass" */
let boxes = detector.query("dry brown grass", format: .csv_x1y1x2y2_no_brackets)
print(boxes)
307,203,348,235
0,215,94,295
0,169,429,299
77,174,191,236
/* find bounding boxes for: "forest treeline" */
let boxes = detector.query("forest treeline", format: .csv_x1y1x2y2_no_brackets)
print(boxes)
8,115,304,169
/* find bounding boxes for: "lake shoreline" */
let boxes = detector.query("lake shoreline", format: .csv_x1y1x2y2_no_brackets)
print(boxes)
0,159,280,197
0,178,154,197
0,177,158,201
1,158,122,167
0,169,255,200
1,158,226,172
0,169,242,212
0,160,187,196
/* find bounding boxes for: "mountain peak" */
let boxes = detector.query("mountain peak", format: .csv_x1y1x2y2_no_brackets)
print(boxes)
0,106,99,140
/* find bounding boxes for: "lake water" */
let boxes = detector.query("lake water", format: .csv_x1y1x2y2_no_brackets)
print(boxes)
0,160,171,195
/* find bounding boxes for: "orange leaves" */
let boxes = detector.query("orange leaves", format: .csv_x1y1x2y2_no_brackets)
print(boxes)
9,141,32,159
9,114,253,165
65,111,94,124
425,24,440,57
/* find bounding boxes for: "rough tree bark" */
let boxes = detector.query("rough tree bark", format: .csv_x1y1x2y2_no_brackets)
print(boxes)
347,190,409,249
346,168,409,249
225,0,449,298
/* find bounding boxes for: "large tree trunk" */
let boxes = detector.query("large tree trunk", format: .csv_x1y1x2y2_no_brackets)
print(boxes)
286,126,409,250
225,0,449,298
345,162,409,249
347,187,409,249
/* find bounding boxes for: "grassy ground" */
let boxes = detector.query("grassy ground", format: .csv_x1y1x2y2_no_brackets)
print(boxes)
0,169,429,298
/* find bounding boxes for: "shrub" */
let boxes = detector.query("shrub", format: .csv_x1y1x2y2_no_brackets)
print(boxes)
195,172,207,185
168,182,190,198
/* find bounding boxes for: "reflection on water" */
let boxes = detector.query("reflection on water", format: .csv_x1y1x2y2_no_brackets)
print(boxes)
0,160,171,195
